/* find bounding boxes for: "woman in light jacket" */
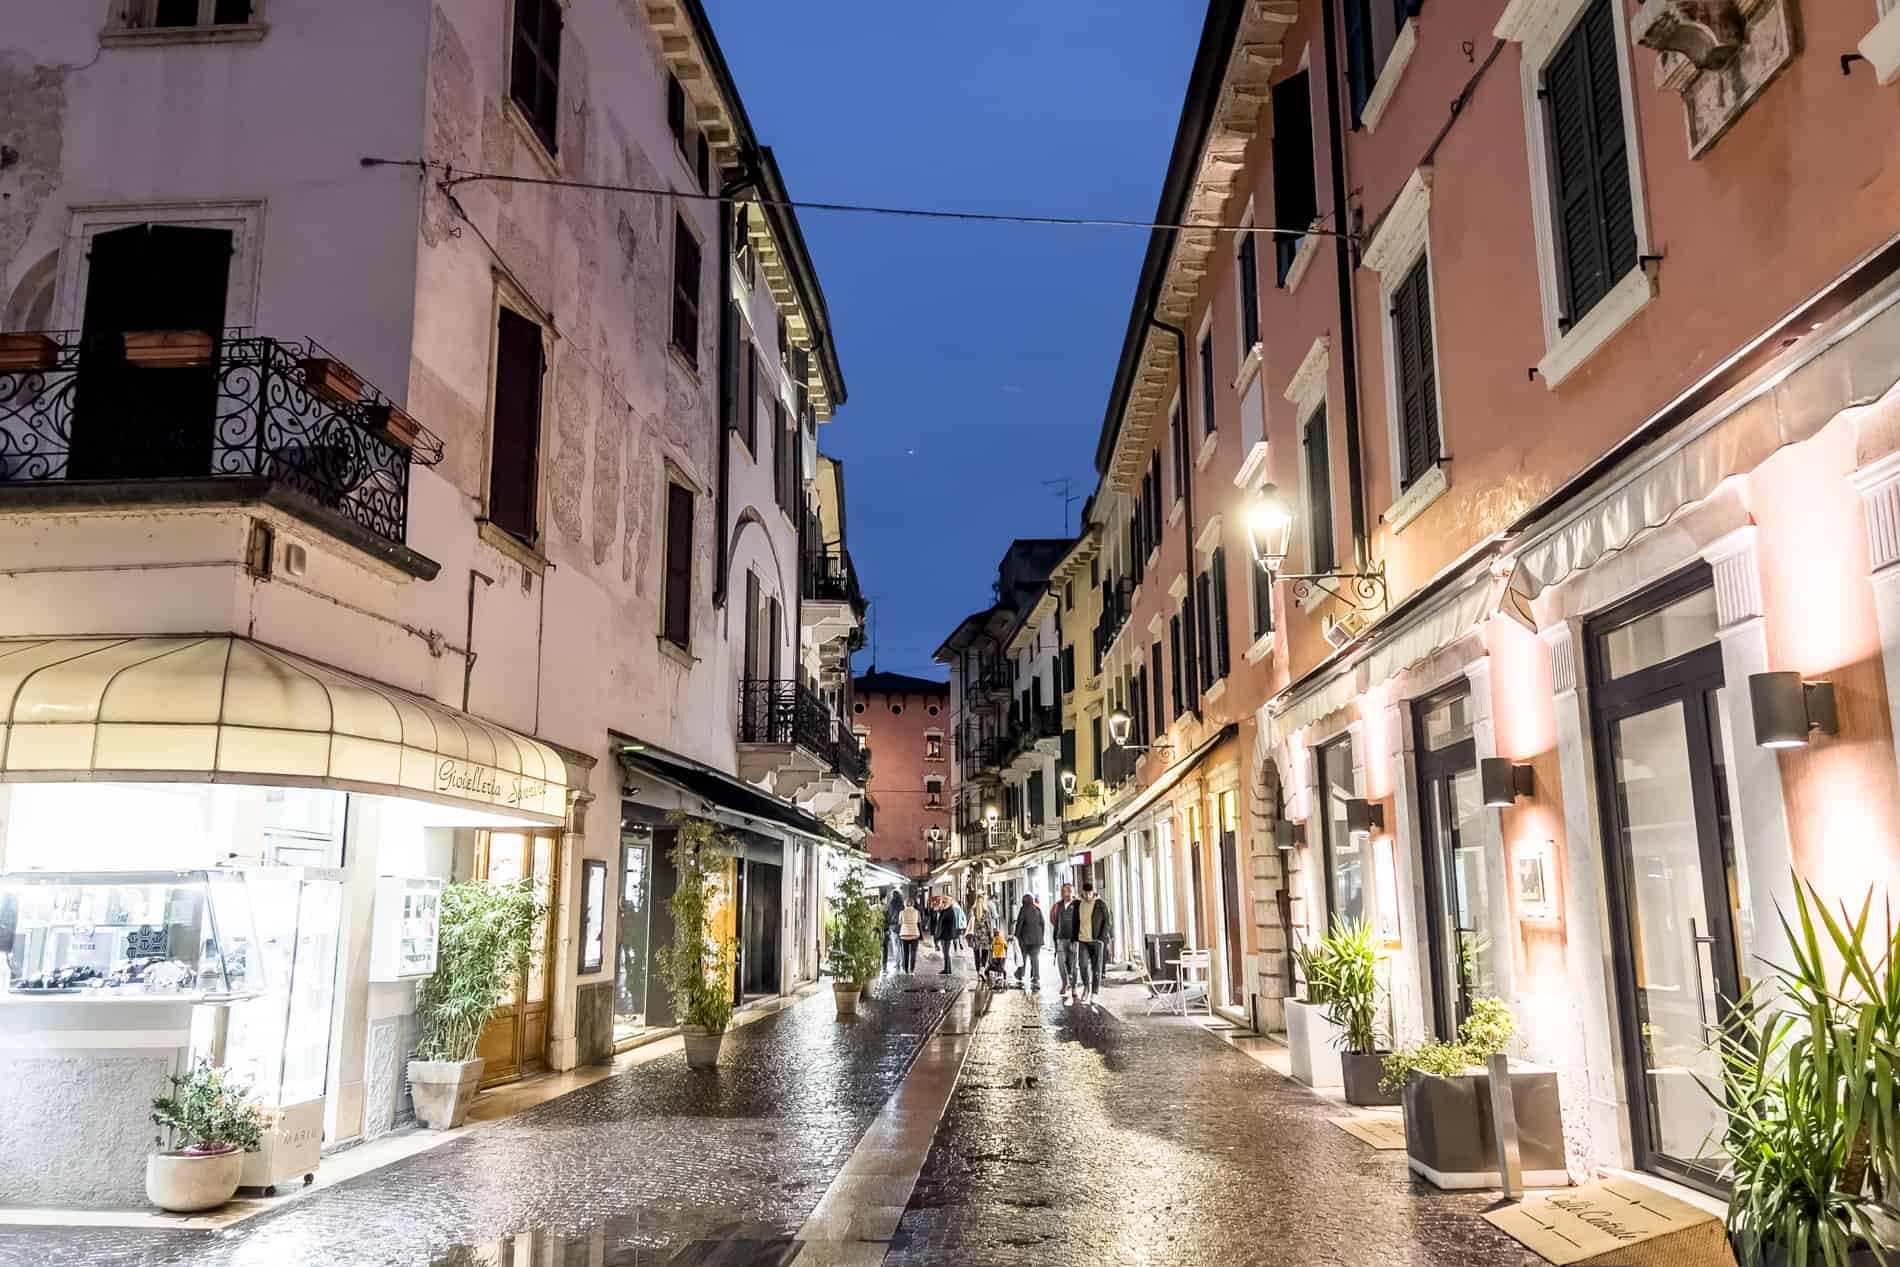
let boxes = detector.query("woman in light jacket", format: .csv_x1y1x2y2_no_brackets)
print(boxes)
967,896,998,980
896,896,923,973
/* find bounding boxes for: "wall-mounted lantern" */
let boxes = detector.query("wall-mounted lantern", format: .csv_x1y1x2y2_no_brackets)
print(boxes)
1273,820,1307,852
1245,484,1389,614
1344,798,1385,838
1107,707,1171,754
1060,769,1077,797
1749,671,1838,749
1480,758,1535,808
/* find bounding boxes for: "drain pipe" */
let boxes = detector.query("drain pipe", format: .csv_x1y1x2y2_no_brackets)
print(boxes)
1318,0,1371,568
713,164,758,610
1150,316,1198,716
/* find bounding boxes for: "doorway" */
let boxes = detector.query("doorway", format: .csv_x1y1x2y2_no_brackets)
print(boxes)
1586,568,1744,1191
614,825,654,1047
1413,683,1494,1040
740,857,782,998
1216,790,1245,1010
471,830,559,1086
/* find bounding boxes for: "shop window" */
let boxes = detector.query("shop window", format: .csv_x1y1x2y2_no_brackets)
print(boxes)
671,217,702,370
1413,682,1490,1041
662,482,693,649
489,306,545,545
510,0,562,155
1318,734,1365,925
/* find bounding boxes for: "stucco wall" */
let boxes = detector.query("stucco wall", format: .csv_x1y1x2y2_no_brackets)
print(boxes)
854,683,951,874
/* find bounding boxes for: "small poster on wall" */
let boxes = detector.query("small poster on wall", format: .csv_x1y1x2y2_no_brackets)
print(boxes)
1514,841,1555,921
579,858,607,974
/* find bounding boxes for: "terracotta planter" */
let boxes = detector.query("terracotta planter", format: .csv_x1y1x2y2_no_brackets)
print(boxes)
406,1057,486,1131
1341,1051,1400,1106
361,403,424,451
0,332,58,371
681,1025,724,1070
300,356,365,405
124,329,214,368
145,1146,243,1212
833,983,861,1017
1399,1063,1568,1189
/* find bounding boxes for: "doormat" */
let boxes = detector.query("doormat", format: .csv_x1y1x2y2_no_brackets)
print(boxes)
1329,1115,1406,1149
1483,1178,1735,1266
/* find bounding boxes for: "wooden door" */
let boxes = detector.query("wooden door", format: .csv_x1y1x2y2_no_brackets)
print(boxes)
473,830,559,1087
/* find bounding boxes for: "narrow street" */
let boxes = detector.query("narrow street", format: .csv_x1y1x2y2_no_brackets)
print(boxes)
2,960,1541,1267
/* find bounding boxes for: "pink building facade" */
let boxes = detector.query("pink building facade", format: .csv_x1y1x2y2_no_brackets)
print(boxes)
852,671,952,880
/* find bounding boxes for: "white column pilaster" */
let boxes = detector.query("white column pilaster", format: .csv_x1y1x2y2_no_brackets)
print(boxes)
1385,699,1430,1045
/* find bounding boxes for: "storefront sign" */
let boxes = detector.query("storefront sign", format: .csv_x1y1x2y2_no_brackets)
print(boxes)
436,758,552,815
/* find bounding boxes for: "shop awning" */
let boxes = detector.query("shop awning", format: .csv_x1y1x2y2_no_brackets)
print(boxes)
0,636,568,822
616,742,836,843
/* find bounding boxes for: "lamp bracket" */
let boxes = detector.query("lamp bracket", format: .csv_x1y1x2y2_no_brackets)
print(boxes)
1269,563,1390,615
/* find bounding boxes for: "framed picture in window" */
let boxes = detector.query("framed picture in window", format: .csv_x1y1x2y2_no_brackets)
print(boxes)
579,858,607,974
1513,841,1555,921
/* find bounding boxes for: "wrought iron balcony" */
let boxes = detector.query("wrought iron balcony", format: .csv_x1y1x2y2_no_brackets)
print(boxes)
0,330,443,550
962,659,1011,705
736,677,867,785
957,737,1001,781
802,545,864,610
1093,577,1135,658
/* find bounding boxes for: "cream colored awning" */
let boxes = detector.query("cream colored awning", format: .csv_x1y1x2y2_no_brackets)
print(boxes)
0,637,568,823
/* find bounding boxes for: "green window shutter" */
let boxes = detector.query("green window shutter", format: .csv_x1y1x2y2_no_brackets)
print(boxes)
1544,0,1636,326
1393,257,1440,487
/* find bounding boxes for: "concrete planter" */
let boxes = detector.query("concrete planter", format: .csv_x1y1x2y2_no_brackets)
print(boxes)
1400,1064,1568,1190
145,1147,243,1212
1285,998,1344,1089
681,1026,724,1070
406,1058,486,1131
1341,1051,1401,1106
833,983,861,1017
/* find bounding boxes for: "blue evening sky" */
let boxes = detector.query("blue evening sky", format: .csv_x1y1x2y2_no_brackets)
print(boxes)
703,2,1205,682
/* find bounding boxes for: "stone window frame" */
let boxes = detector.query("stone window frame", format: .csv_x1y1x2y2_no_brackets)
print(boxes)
101,0,268,46
477,273,558,573
923,775,945,809
53,201,266,332
923,729,945,762
1361,168,1449,535
1861,0,1900,84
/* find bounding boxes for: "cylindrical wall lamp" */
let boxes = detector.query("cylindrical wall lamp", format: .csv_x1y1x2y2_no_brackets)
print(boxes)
1344,798,1385,838
1749,671,1839,749
1273,820,1307,851
1480,758,1535,807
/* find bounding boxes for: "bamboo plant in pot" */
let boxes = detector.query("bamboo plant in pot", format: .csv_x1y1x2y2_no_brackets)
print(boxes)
1308,917,1396,1106
408,878,543,1129
146,1064,268,1212
656,816,738,1069
828,865,881,1017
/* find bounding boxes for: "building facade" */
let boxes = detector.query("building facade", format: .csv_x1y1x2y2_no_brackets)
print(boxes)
851,670,951,881
0,0,865,1205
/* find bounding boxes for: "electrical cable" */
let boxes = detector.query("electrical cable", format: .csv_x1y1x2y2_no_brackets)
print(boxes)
360,156,1358,241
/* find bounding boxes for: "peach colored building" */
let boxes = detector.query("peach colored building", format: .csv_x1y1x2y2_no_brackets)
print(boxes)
1073,0,1900,1194
851,670,951,880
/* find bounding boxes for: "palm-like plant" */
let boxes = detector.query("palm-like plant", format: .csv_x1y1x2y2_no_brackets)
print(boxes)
1308,916,1384,1055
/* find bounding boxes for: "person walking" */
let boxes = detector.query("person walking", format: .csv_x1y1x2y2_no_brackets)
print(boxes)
1075,881,1113,1001
967,895,997,980
1012,892,1045,989
883,890,905,974
1049,882,1079,1000
936,894,963,974
896,896,923,972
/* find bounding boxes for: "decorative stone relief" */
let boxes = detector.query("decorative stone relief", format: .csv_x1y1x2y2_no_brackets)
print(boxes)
363,1017,401,1140
1638,0,1797,157
1704,527,1765,629
1852,453,1900,575
1543,623,1577,696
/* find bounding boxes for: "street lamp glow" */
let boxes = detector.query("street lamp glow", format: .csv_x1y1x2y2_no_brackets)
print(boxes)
983,805,999,826
1247,485,1295,573
1107,709,1133,747
1060,769,1077,796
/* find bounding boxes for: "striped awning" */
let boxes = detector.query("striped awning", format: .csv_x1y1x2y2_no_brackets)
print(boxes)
0,636,568,823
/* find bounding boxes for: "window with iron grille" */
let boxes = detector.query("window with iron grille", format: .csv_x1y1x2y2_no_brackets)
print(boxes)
510,0,562,154
1304,405,1336,574
1390,255,1440,488
1271,70,1317,285
1541,0,1637,328
671,217,701,369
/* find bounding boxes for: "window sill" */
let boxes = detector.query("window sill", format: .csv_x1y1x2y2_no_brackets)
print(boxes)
503,97,562,178
477,518,549,576
1383,462,1449,534
656,636,696,669
1360,18,1418,134
1232,343,1264,394
1861,4,1900,84
1243,630,1276,665
1280,229,1323,293
667,341,704,385
1202,679,1229,706
100,21,267,47
1536,267,1654,389
1195,429,1219,471
1234,441,1271,492
1169,498,1186,530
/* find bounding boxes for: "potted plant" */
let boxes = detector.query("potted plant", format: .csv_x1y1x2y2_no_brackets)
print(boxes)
1719,879,1898,1267
408,877,543,1129
1380,996,1568,1189
146,1064,268,1212
655,815,738,1069
1285,937,1345,1089
1306,918,1395,1105
828,865,879,1016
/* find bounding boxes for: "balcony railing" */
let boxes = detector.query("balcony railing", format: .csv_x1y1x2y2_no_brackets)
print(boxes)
957,738,1001,781
736,678,868,785
962,659,1010,705
1094,578,1134,658
0,330,443,548
802,545,864,610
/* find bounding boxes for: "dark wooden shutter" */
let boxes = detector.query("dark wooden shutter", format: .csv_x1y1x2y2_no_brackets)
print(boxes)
1199,334,1217,435
1272,70,1317,285
1252,561,1274,639
1028,770,1043,825
1544,0,1636,326
672,218,701,367
489,308,544,543
1151,641,1165,728
667,74,686,150
511,0,561,153
1060,729,1076,786
1171,402,1188,499
1393,257,1439,487
1196,574,1214,691
772,400,788,509
1183,582,1201,707
768,596,782,682
1212,547,1232,679
695,133,710,193
1091,716,1104,784
663,483,694,648
1170,618,1184,719
1305,406,1335,574
1344,0,1376,126
742,571,760,681
721,300,742,433
1237,232,1261,349
746,346,760,453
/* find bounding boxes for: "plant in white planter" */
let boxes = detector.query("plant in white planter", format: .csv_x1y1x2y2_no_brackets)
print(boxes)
408,878,543,1129
147,1064,268,1212
1306,918,1395,1106
827,865,882,1017
655,815,737,1070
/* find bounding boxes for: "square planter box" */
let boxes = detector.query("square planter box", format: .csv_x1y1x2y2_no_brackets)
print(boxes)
0,332,58,371
124,329,214,368
1401,1063,1568,1190
1285,997,1344,1089
301,356,365,406
361,403,424,452
1342,1050,1401,1106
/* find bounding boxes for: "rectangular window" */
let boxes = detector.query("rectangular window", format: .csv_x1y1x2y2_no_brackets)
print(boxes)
1169,616,1185,719
1196,574,1215,691
772,400,791,510
1211,547,1232,681
663,482,694,649
925,733,944,761
671,217,701,369
695,133,710,193
510,0,562,154
489,307,545,543
733,204,755,285
1090,559,1099,588
1060,644,1076,693
1060,729,1076,791
1251,556,1274,640
667,74,687,153
1151,641,1165,730
136,0,254,26
1236,230,1261,353
1344,0,1418,127
1304,406,1335,574
1149,452,1164,543
1271,70,1317,286
1091,716,1104,787
1319,734,1365,923
1199,333,1217,436
1391,255,1440,488
1064,580,1074,611
1170,400,1188,501
1028,770,1044,826
925,777,943,809
1542,0,1638,328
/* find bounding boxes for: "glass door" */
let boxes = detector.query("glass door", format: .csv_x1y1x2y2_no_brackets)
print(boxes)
1217,790,1245,1009
473,830,558,1086
1588,571,1744,1190
614,827,653,1046
1413,685,1494,1040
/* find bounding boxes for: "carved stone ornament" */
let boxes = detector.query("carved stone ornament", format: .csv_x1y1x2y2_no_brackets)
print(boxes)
1639,0,1798,158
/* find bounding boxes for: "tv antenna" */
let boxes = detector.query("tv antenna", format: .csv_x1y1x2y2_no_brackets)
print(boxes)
1041,477,1079,535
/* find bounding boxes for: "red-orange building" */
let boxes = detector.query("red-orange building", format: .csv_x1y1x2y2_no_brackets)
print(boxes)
852,670,952,879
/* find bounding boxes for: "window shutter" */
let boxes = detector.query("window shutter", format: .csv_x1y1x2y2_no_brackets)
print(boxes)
1393,257,1439,487
1212,547,1232,679
1344,0,1376,126
1237,233,1261,349
1545,0,1635,326
743,571,760,680
1271,70,1317,285
695,133,710,193
1061,728,1076,782
1199,335,1217,435
1195,574,1214,691
490,308,544,543
1151,641,1165,728
1305,406,1335,574
768,596,782,682
666,74,686,149
1170,618,1184,719
663,483,694,648
746,346,760,453
671,218,701,367
1252,562,1274,640
721,301,741,434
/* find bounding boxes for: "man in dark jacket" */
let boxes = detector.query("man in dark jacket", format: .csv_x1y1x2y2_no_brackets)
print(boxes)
935,895,962,974
1012,893,1045,989
1075,881,1113,1000
1049,882,1079,999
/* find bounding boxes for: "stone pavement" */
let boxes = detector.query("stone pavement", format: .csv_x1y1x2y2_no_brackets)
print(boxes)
0,972,966,1267
884,982,1547,1267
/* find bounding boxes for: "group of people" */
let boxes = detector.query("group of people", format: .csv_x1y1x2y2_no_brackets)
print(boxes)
880,880,1114,1004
